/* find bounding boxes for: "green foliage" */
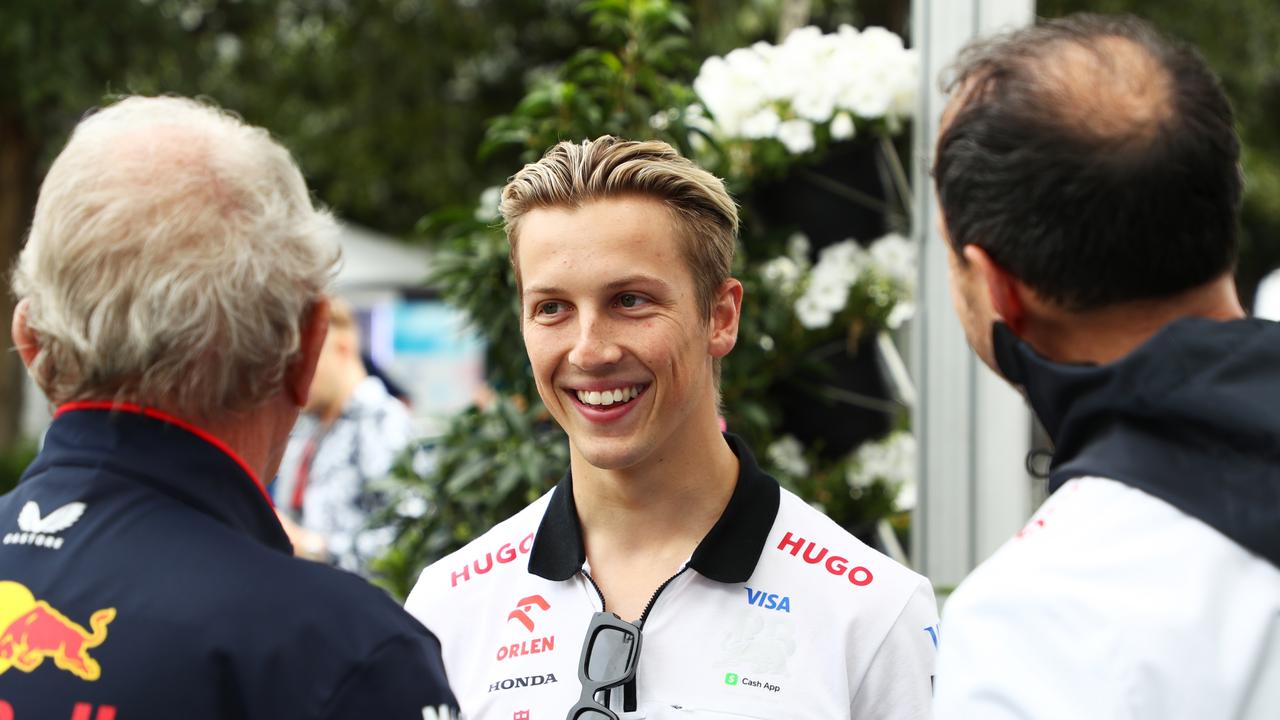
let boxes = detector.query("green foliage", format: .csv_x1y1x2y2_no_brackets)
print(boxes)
1,0,588,234
372,398,566,599
418,209,534,396
0,442,38,496
482,0,701,162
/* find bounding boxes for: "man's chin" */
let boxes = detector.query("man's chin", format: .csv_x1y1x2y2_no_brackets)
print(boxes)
571,437,649,473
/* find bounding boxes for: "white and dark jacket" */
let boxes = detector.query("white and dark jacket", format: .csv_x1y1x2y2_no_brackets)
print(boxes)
935,318,1280,719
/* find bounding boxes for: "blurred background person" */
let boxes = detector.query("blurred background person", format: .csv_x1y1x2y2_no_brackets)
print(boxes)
274,297,415,575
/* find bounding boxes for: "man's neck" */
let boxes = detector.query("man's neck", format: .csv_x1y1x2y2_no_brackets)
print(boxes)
571,412,738,557
1025,275,1246,365
179,394,300,487
568,406,739,621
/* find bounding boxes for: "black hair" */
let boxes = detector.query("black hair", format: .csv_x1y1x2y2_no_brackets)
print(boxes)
934,13,1241,310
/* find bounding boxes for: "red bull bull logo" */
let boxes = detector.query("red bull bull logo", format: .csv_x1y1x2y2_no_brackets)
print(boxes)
0,581,115,682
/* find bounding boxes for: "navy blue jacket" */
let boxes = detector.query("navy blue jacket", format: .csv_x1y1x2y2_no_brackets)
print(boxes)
0,404,458,720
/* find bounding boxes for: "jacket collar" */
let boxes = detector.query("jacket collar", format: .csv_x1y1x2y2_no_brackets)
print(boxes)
528,433,781,583
26,403,291,553
992,317,1280,567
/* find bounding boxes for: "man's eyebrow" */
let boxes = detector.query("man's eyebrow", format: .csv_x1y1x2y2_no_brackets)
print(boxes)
602,274,673,292
523,274,673,297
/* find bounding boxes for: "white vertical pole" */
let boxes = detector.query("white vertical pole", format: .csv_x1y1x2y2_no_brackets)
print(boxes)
910,0,1036,592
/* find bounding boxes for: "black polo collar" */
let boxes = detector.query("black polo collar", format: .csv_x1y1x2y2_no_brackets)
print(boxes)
527,433,781,583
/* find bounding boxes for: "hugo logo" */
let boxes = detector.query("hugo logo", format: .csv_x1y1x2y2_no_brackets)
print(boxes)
776,532,873,587
508,595,550,632
451,533,535,587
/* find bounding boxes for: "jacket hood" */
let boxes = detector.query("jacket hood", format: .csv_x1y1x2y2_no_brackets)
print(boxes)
992,317,1280,568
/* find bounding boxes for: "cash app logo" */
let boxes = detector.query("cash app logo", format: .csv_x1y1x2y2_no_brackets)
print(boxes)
724,672,739,686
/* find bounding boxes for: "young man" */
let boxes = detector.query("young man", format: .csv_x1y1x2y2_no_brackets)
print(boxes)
407,137,937,719
1,96,457,719
931,14,1280,718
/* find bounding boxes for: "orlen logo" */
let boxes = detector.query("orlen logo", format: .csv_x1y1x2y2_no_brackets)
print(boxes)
451,532,535,587
776,532,873,587
745,587,791,612
488,673,557,693
498,595,555,662
508,595,550,631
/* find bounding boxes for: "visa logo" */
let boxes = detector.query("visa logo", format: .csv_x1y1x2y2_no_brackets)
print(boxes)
744,586,791,612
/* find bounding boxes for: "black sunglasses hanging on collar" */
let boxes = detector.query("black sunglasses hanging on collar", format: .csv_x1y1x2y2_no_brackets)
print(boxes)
567,612,643,719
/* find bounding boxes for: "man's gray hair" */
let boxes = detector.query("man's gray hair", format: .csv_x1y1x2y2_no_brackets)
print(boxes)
12,96,340,419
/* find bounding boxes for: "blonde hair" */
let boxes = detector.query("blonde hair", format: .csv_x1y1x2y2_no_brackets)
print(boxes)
500,136,738,319
12,96,340,420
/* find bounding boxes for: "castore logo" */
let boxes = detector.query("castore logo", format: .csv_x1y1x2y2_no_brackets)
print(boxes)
4,501,86,550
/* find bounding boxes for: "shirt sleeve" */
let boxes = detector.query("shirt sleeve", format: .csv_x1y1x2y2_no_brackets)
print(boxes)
320,633,460,720
849,578,939,719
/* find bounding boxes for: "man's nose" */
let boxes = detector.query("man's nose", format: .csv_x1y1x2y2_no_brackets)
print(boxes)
567,314,623,370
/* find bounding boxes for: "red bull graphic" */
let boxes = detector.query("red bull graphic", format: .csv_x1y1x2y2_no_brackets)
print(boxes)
0,581,115,682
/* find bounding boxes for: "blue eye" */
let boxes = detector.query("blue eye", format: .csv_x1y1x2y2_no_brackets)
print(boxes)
618,293,647,308
537,301,565,316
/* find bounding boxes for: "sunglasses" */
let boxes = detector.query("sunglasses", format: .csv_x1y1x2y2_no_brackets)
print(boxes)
566,612,643,719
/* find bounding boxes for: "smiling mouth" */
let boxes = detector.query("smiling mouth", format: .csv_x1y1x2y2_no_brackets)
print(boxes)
572,384,647,408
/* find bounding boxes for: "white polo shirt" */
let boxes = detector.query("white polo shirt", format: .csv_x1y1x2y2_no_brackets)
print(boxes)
406,435,938,720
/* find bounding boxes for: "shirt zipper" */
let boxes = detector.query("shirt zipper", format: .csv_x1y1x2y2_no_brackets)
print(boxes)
581,565,691,712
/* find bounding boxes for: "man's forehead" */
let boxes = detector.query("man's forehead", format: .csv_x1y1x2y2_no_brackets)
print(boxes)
518,198,679,255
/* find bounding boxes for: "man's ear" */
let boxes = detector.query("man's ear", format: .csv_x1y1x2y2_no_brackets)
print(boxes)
286,298,330,407
708,278,743,359
962,245,1028,335
11,299,39,370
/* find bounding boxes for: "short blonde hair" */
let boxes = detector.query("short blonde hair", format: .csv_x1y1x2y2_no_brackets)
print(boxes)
500,136,738,319
12,96,340,419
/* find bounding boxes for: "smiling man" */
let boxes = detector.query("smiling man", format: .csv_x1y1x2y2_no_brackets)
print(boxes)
406,137,938,719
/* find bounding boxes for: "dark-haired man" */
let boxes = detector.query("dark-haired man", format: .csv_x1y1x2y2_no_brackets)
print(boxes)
931,14,1279,718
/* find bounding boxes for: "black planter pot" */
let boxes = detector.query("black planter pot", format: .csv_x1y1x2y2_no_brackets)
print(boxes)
746,139,905,459
745,139,894,253
772,331,895,461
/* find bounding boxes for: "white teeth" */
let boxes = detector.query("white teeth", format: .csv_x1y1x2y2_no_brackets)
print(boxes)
575,385,643,406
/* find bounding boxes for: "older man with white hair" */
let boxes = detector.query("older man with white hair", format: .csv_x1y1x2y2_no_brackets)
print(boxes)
0,96,457,719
